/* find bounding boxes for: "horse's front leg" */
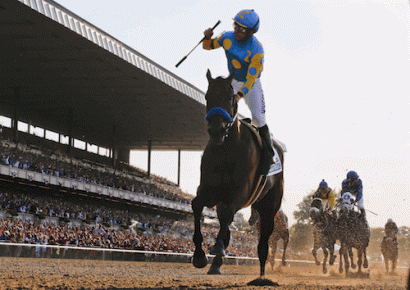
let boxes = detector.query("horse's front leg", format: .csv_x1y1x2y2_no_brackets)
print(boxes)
207,203,234,275
349,248,356,269
191,195,208,269
357,248,363,274
312,245,320,265
329,243,336,265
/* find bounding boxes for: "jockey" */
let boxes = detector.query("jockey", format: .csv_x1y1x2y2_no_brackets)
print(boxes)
341,171,365,217
313,179,336,216
384,218,399,243
203,10,276,166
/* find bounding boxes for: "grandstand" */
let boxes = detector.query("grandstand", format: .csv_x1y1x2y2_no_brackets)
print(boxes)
0,0,257,262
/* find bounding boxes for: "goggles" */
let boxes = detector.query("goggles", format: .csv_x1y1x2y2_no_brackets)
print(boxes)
233,22,248,34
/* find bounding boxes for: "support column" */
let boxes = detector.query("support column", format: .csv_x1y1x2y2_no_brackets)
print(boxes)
67,107,73,155
177,149,181,187
12,87,21,143
112,124,116,167
147,138,152,180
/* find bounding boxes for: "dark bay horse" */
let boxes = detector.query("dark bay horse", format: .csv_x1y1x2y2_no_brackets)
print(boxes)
381,236,398,274
192,70,285,282
249,208,290,270
309,197,337,274
337,192,370,278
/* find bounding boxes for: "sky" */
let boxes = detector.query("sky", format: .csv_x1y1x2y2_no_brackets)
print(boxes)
54,0,410,228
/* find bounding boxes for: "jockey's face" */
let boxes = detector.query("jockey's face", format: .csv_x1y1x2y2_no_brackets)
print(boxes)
233,22,254,42
319,186,327,193
348,178,358,185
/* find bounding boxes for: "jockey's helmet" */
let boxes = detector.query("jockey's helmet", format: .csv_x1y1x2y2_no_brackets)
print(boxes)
319,179,328,188
233,9,260,32
347,171,359,181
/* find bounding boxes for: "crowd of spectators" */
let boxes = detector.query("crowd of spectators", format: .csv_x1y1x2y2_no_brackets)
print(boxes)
0,189,258,257
0,138,192,204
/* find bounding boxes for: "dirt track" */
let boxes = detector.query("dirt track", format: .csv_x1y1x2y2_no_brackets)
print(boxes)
0,257,407,290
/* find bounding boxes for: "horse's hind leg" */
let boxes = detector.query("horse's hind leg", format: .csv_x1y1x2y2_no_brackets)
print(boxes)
269,240,277,270
258,209,275,278
282,233,289,266
191,196,208,268
322,247,329,274
312,245,320,265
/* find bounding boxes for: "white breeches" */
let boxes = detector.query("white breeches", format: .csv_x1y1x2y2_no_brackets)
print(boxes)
232,78,266,128
356,197,364,210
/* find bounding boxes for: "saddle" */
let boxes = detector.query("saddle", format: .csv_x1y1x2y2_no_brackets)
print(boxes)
240,119,283,209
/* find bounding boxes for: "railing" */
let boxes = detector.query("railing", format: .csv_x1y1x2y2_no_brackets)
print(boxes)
0,164,217,218
0,242,258,265
17,0,206,105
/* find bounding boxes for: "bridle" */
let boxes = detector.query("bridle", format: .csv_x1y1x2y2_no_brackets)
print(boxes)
205,82,238,139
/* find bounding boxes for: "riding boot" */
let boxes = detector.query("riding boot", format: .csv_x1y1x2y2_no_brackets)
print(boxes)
360,208,366,218
258,125,276,165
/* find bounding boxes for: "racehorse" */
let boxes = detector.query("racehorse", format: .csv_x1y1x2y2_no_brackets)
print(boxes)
337,192,370,277
309,197,337,274
381,236,398,274
249,208,290,270
191,70,285,283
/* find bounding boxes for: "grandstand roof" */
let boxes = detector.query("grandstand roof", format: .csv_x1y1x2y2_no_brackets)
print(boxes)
0,0,209,151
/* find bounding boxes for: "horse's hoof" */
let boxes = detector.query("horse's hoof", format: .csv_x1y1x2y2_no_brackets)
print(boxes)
207,265,221,275
323,267,327,274
363,260,368,269
315,261,321,266
282,261,287,266
351,263,357,269
192,250,208,269
339,267,343,274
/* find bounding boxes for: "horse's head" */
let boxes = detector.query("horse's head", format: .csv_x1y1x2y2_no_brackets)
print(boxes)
309,197,324,221
340,192,355,215
205,69,238,145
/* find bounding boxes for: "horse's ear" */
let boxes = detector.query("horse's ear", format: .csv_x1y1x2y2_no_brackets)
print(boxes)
206,69,213,83
226,69,235,83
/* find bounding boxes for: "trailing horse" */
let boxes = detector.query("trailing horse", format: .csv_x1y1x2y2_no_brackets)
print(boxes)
249,208,290,270
309,197,337,274
191,70,285,283
381,236,398,274
337,192,370,278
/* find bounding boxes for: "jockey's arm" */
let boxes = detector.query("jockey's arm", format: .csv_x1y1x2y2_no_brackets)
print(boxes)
355,179,363,202
328,189,336,209
236,53,264,99
202,35,223,50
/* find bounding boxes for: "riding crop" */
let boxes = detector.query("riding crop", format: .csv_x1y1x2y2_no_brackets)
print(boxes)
175,20,221,68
